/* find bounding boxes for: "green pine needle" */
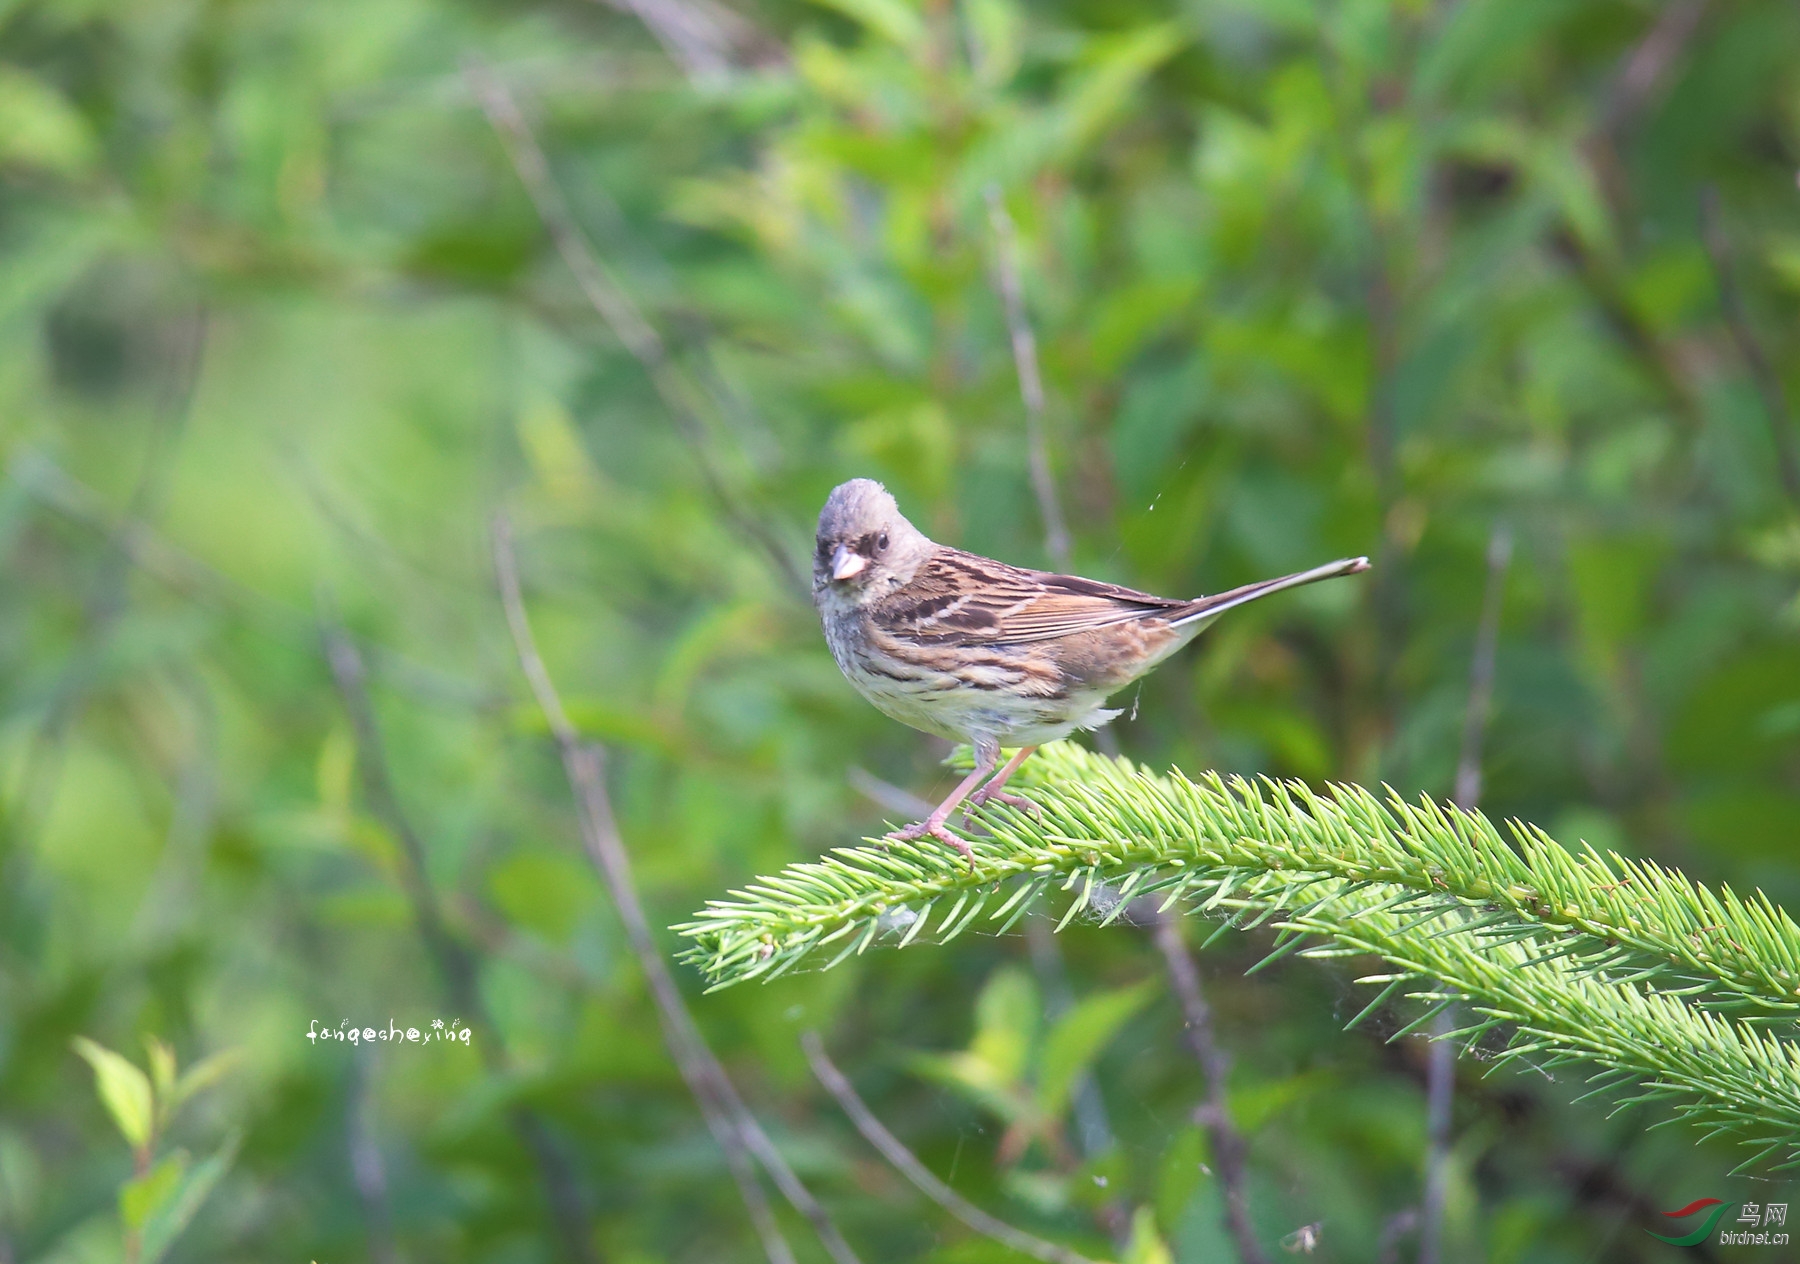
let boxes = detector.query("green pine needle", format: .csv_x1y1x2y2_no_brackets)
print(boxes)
675,742,1800,1166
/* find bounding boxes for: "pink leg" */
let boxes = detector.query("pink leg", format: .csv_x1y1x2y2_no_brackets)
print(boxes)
885,740,999,861
968,746,1041,815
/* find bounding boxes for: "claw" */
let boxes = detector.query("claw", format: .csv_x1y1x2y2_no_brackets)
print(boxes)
969,786,1042,816
885,819,976,864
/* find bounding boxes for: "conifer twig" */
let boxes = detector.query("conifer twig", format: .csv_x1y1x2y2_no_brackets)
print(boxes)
493,515,860,1264
681,744,1800,1167
801,1033,1102,1264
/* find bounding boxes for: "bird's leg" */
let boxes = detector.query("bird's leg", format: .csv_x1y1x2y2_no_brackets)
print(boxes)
967,746,1041,816
885,739,998,861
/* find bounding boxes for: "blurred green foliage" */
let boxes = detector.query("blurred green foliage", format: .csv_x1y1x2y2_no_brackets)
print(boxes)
3,0,1800,1260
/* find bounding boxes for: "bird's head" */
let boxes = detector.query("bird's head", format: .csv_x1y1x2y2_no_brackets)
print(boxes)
813,479,932,607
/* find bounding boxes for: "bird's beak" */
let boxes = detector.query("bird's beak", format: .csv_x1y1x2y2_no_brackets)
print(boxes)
830,543,867,581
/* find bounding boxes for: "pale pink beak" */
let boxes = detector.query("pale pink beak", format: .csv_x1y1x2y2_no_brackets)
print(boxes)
830,543,867,581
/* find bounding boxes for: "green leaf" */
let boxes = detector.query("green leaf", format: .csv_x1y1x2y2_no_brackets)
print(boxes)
144,1038,176,1118
0,67,96,176
963,0,1023,88
169,1049,241,1115
120,1153,185,1231
138,1135,238,1264
1035,977,1156,1121
1122,1205,1174,1264
72,1037,154,1152
808,0,923,50
970,965,1039,1088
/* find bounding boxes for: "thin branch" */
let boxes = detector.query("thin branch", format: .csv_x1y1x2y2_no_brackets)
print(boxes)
493,515,861,1264
848,766,932,819
468,63,805,599
1414,1010,1458,1264
320,610,598,1264
1564,4,1712,423
1599,0,1710,138
590,0,785,81
1452,525,1514,813
1420,522,1511,1264
1150,915,1270,1264
349,1047,401,1264
1375,1208,1418,1264
801,1032,1103,1264
1585,0,1710,244
984,185,1071,571
1700,187,1800,507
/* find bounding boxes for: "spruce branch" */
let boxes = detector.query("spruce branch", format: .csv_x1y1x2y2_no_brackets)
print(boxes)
677,742,1800,1167
682,743,1800,1017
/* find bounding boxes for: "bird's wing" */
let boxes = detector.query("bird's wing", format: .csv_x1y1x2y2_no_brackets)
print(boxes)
872,549,1184,646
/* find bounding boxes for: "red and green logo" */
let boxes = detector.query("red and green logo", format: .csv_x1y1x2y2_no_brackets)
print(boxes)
1648,1199,1735,1246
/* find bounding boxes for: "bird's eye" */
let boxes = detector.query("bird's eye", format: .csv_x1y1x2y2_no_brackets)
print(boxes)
876,532,890,553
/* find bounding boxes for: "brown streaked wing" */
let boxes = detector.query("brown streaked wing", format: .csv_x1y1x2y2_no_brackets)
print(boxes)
872,548,1185,646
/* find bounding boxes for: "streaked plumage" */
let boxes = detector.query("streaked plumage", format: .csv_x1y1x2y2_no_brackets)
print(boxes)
813,478,1369,857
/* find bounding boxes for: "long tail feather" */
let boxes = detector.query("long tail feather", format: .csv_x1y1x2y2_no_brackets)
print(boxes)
1171,556,1370,628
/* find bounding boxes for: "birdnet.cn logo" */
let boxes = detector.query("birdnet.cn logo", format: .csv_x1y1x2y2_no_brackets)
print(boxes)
1648,1198,1788,1247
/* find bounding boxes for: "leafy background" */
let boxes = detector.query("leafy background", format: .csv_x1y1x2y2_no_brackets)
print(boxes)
3,0,1799,1259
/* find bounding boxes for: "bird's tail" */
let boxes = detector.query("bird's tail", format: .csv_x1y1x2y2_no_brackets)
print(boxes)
1170,556,1371,628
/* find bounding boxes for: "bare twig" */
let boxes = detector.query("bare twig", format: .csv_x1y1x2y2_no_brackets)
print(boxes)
984,185,1071,570
1564,1,1713,424
1375,1208,1418,1264
1550,229,1705,431
1150,914,1270,1264
493,516,861,1264
590,0,784,81
468,64,805,598
1700,187,1800,507
1598,0,1711,139
1415,1014,1456,1264
1418,522,1513,1264
801,1032,1103,1264
320,610,598,1264
349,1047,401,1264
1585,0,1710,243
958,207,1127,1242
848,765,933,819
1451,525,1514,813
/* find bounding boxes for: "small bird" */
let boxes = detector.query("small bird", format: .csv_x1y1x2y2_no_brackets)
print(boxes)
813,478,1369,858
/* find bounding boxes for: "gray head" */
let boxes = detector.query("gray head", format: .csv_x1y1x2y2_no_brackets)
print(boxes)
813,479,934,605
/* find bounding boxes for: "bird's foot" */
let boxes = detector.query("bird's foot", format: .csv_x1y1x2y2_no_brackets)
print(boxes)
968,785,1042,816
885,819,976,863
